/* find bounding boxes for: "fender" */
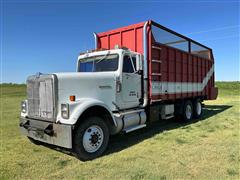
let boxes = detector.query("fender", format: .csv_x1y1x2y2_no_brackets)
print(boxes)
57,98,117,126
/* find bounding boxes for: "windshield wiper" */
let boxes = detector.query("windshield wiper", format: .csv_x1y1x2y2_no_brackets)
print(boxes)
91,53,109,72
96,52,109,64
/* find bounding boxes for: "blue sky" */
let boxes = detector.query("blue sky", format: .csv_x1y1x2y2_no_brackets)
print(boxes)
1,0,239,83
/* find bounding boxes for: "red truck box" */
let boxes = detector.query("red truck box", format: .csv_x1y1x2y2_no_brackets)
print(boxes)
96,20,218,103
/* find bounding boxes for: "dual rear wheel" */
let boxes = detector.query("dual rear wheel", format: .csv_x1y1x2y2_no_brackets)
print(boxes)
182,99,202,122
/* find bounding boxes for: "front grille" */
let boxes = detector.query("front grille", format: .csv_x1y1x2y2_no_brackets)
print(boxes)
27,74,56,121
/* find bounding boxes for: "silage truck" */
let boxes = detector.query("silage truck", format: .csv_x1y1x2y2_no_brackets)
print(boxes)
20,20,218,161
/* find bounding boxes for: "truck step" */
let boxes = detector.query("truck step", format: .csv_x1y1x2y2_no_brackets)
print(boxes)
123,124,146,133
164,115,174,120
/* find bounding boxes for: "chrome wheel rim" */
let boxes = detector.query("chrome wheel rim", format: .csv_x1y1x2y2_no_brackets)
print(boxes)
185,104,192,119
83,125,104,153
196,102,202,115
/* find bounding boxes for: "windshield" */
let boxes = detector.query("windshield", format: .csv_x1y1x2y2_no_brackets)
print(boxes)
78,54,119,72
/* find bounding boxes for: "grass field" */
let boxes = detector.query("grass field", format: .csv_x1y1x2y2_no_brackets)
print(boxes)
0,82,239,179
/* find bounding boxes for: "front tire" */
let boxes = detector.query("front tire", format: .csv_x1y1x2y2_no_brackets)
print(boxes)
73,117,109,161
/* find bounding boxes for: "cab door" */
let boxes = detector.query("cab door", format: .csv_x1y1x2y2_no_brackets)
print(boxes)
121,54,142,109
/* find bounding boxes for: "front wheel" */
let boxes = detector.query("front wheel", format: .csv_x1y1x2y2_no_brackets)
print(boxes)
73,117,109,161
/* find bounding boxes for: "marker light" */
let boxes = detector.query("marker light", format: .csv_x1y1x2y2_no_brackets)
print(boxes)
69,95,76,102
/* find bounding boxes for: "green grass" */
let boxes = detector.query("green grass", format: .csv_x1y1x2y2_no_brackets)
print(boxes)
0,82,239,179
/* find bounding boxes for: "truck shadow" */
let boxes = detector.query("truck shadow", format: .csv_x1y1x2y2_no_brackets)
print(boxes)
44,104,231,159
104,104,232,156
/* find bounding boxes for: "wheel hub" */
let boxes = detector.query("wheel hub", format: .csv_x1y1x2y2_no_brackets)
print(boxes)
90,133,99,145
83,125,104,153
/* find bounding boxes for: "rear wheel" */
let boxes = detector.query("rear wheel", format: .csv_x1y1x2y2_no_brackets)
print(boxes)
182,100,193,122
73,117,109,161
193,99,202,119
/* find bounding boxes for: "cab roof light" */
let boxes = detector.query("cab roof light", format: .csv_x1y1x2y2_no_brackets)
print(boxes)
114,44,129,50
79,48,108,55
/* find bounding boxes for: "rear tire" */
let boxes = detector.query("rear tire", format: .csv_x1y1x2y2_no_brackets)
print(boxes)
182,100,193,122
193,99,202,119
73,117,109,161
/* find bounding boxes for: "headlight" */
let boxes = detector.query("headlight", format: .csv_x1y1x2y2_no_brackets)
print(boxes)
21,101,27,113
61,104,69,119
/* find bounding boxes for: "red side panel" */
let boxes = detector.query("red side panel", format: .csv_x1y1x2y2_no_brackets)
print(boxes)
150,42,215,102
97,22,145,54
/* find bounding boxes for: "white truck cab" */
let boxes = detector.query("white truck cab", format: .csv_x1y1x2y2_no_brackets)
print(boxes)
20,47,147,161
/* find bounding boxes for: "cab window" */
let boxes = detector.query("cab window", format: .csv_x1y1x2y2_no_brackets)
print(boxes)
123,55,136,73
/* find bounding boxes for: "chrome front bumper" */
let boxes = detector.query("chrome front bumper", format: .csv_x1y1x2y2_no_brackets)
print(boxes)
19,117,72,149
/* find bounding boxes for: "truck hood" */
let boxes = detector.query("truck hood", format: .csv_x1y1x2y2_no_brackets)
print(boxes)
54,72,117,111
